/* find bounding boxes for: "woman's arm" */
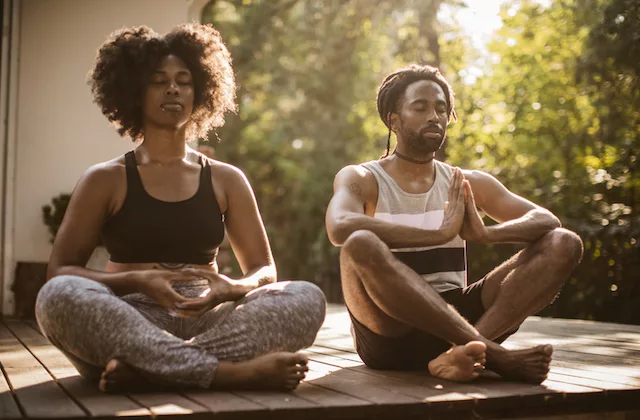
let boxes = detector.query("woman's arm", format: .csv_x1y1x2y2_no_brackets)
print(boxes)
221,164,277,289
48,162,194,306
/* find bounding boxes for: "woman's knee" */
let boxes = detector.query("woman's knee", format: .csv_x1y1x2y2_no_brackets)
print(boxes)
37,275,107,304
36,276,110,332
279,281,327,345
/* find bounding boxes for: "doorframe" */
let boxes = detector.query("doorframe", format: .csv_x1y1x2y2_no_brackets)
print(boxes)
0,0,20,316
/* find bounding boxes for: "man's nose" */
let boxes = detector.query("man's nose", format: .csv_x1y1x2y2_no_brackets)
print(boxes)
426,107,438,122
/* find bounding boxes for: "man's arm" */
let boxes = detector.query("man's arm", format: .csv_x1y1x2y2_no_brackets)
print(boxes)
325,165,466,248
462,170,561,244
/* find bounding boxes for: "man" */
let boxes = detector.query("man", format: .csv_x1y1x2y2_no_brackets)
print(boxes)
325,64,583,384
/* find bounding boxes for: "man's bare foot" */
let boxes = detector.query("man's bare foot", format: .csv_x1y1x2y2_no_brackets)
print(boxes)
428,341,487,382
99,359,158,393
488,344,553,384
213,352,309,391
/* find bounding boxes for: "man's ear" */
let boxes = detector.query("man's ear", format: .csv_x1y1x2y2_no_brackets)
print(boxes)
389,112,400,133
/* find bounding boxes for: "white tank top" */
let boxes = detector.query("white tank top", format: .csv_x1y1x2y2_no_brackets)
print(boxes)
361,159,467,292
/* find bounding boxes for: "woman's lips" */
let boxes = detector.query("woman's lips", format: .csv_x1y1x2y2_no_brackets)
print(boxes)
161,103,183,111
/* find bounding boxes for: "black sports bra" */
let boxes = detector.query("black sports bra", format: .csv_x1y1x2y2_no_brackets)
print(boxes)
101,151,225,264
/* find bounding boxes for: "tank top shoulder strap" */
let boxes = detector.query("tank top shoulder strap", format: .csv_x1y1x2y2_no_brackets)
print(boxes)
361,160,399,197
123,151,146,195
433,160,453,187
198,154,216,198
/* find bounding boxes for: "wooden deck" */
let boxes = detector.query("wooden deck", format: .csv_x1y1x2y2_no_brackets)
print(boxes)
2,304,640,419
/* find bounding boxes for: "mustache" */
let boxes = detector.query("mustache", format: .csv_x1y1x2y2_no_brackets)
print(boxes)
420,125,444,136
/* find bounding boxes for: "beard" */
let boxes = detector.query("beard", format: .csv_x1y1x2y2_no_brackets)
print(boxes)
399,123,446,156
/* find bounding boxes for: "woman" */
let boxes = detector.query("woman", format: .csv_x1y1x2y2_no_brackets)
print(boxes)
35,24,326,393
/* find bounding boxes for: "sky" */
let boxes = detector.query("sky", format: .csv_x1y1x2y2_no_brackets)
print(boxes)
440,0,552,50
440,0,505,52
438,0,553,83
436,0,507,84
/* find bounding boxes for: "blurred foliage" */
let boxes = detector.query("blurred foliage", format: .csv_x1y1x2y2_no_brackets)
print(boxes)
447,0,639,324
202,0,639,322
42,194,72,244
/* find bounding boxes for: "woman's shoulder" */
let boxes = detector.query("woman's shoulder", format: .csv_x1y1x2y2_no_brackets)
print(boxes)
78,155,127,188
202,155,248,183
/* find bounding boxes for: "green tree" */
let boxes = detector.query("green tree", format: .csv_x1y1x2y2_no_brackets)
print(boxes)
447,0,639,323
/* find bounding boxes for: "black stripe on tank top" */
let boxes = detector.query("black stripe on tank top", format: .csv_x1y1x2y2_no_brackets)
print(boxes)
392,248,466,275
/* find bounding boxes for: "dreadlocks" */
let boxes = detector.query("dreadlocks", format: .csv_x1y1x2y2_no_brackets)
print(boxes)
376,64,458,158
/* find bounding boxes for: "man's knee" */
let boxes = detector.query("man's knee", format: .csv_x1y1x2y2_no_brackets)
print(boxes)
341,230,383,264
544,228,584,265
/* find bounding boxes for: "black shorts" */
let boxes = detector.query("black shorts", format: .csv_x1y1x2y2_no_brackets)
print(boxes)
348,278,518,370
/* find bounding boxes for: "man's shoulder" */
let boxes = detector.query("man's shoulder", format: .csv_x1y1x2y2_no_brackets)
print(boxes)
334,162,379,198
459,168,494,184
336,162,377,180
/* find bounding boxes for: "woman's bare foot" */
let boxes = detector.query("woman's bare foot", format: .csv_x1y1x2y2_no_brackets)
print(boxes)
213,352,309,391
487,344,553,384
99,359,158,393
428,341,487,382
100,352,308,393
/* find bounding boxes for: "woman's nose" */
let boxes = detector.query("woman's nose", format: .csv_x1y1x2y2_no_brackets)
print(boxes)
165,81,179,95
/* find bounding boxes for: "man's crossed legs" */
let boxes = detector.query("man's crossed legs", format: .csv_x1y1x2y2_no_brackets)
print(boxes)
340,228,583,383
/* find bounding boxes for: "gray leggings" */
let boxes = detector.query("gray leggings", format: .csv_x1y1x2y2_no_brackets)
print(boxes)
35,276,326,389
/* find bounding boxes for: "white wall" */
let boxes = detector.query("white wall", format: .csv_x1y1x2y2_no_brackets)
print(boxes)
5,0,207,313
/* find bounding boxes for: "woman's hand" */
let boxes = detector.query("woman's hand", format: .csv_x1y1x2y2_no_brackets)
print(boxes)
173,269,247,317
134,269,200,309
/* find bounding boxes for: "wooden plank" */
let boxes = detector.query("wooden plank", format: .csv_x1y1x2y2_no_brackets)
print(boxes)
504,337,640,364
0,319,87,418
306,358,446,419
308,333,631,409
181,390,269,420
306,346,567,413
0,363,22,419
550,358,640,380
4,319,151,419
505,329,640,352
549,365,640,387
314,309,640,416
5,305,640,420
24,319,41,335
130,393,211,419
522,317,640,334
294,382,379,420
530,330,640,351
294,381,373,408
494,412,632,420
230,389,325,420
